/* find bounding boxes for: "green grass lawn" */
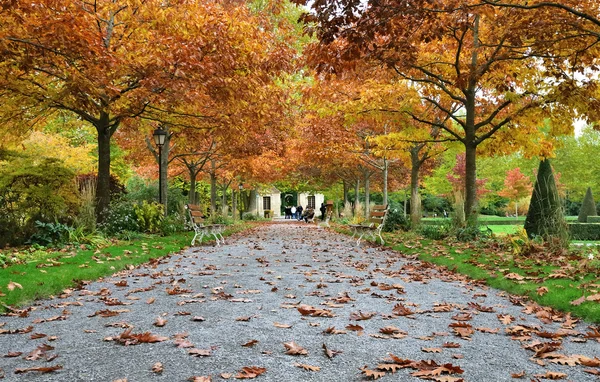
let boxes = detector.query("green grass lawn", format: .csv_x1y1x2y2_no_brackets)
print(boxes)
381,231,600,323
0,223,250,310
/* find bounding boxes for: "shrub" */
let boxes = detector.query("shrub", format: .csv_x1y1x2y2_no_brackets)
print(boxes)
242,212,258,221
419,222,451,240
524,159,568,247
578,187,597,223
568,223,600,241
28,220,73,246
159,212,187,236
98,199,140,236
587,216,600,223
0,156,79,247
133,201,164,233
382,202,410,232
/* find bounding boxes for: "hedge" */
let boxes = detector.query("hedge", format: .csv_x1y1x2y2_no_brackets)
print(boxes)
586,216,600,223
568,223,600,241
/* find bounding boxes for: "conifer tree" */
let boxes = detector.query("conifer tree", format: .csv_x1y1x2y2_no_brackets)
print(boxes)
578,187,597,222
524,159,568,245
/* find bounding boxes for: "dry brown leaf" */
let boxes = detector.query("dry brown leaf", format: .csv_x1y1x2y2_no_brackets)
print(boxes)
221,373,232,379
511,370,525,378
570,296,586,306
188,348,211,357
392,303,414,316
7,281,22,291
360,366,386,380
579,356,600,367
297,305,335,317
154,317,167,327
283,341,307,355
146,297,155,304
14,365,62,374
3,351,22,357
350,310,377,321
188,377,211,382
322,343,342,359
294,363,320,371
323,326,346,335
234,366,267,379
537,287,549,296
583,368,600,375
273,322,292,329
422,347,442,353
151,362,163,373
242,340,258,347
533,371,567,379
346,324,364,332
443,342,461,348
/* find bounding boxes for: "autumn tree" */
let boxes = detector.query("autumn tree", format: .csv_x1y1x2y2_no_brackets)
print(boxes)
498,167,533,217
296,0,595,223
0,0,295,222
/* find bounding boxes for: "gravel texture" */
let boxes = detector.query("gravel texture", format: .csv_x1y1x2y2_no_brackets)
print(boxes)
0,223,598,381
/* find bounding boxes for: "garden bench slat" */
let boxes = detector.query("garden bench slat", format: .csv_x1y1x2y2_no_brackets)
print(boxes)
185,204,225,246
348,204,388,246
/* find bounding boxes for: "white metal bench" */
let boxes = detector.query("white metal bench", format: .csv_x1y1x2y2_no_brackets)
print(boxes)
185,204,225,246
348,204,388,246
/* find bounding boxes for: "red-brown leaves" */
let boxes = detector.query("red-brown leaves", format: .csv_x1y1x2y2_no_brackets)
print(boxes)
234,366,267,379
14,365,62,374
322,343,342,359
449,322,474,339
188,348,212,357
297,305,335,317
108,328,168,346
360,366,386,380
294,363,320,371
392,303,414,317
151,362,163,373
349,310,376,321
241,340,259,347
154,317,168,327
283,341,308,355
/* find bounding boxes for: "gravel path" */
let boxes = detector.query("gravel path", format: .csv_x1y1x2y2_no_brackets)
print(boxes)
0,223,598,381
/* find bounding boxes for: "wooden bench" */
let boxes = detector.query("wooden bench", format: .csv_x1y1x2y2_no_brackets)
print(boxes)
348,204,388,246
185,204,225,246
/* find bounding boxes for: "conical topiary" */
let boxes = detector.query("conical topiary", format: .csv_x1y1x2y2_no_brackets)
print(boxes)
578,187,597,222
524,159,568,245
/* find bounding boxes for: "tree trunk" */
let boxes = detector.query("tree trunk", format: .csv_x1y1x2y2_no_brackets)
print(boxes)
410,150,422,226
160,136,170,216
232,190,237,221
210,160,217,215
188,166,197,205
221,185,228,216
382,157,388,206
364,170,370,218
343,180,349,206
464,142,478,223
95,114,114,223
354,178,360,216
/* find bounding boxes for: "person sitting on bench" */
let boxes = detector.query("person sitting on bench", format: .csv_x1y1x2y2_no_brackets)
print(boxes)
302,208,315,223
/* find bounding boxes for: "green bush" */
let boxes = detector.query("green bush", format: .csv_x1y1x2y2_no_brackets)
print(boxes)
455,223,493,242
160,212,187,236
578,187,597,223
125,177,187,215
28,220,73,246
382,203,410,232
587,216,600,223
98,199,140,236
242,212,258,221
568,223,600,241
0,155,79,247
419,223,451,240
133,201,164,233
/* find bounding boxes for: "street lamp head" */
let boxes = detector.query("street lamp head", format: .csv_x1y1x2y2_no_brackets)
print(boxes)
238,183,244,191
153,127,167,147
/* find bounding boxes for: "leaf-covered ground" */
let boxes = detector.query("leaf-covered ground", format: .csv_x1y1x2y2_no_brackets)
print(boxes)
0,224,598,381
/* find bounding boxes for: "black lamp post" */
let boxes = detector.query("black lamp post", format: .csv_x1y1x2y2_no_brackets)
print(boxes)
153,127,167,204
238,182,244,220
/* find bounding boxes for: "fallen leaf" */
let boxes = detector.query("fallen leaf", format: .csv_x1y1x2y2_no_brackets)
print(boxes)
188,348,211,357
151,362,163,373
350,311,377,321
422,347,442,353
7,281,22,291
234,366,267,379
273,322,292,329
294,363,320,371
537,287,549,296
533,371,567,379
322,343,342,359
360,366,386,380
188,377,211,382
511,370,525,378
242,340,258,347
146,298,155,304
14,365,62,374
283,341,307,355
570,296,586,306
154,317,167,327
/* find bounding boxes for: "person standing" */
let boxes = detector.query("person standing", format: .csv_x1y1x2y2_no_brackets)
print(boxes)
319,203,326,221
296,205,303,220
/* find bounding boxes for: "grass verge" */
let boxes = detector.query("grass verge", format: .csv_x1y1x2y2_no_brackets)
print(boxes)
0,223,250,311
383,231,600,323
